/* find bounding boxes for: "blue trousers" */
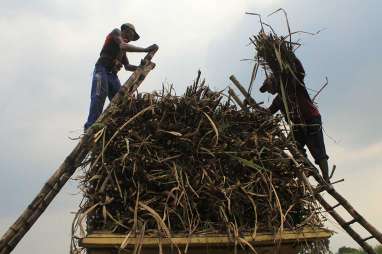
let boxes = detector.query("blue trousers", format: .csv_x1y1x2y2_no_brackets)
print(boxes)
84,64,121,130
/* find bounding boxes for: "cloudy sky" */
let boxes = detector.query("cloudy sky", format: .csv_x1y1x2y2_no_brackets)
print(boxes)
1,0,381,253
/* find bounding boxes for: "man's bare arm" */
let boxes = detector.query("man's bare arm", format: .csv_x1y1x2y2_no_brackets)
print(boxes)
120,43,158,53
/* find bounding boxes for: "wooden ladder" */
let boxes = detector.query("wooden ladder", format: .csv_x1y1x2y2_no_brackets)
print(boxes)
0,50,158,254
229,75,382,254
311,171,382,254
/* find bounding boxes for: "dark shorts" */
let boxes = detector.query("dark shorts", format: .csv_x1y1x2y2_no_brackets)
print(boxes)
292,116,329,164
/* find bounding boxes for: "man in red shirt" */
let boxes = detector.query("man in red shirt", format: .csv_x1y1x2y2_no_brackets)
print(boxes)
84,23,158,130
259,58,330,182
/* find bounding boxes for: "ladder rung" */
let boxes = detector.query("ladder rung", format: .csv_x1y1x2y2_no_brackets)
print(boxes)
362,235,374,242
345,219,357,226
330,203,341,210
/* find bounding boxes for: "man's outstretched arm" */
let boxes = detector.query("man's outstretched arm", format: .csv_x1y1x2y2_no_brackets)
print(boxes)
120,43,158,53
109,28,158,53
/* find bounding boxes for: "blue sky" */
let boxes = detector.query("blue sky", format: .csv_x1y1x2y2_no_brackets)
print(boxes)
0,0,381,253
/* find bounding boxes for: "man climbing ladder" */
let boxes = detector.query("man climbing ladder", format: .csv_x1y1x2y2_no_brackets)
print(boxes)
259,57,330,183
84,22,158,130
0,48,159,254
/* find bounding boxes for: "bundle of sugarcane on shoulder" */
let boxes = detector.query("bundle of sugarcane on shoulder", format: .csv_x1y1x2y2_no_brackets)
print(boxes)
71,31,329,254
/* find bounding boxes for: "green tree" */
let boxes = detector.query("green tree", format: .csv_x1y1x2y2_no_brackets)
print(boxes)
375,245,382,254
337,244,382,254
337,246,364,254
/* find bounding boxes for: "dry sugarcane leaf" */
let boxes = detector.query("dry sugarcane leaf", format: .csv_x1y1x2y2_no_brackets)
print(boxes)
202,112,219,146
158,130,183,137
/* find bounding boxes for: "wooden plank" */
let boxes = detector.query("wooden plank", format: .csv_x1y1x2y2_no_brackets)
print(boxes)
88,245,297,254
80,228,332,248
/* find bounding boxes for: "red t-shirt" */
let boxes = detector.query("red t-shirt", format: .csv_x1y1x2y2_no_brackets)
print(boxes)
269,90,320,124
96,28,128,71
269,58,320,123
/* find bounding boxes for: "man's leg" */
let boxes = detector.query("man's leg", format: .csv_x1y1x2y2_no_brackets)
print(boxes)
107,73,122,101
305,117,330,182
318,158,330,183
292,125,321,177
292,126,308,157
84,66,108,130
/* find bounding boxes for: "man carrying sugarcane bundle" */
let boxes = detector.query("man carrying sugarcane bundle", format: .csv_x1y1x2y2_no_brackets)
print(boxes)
84,23,158,130
259,57,330,183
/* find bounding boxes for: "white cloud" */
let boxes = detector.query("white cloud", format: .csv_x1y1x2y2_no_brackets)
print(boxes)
330,141,382,165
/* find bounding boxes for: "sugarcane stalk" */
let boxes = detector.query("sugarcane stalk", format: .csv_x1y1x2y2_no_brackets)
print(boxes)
0,49,158,254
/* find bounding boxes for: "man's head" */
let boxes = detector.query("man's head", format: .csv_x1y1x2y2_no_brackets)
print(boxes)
121,23,140,42
260,75,278,95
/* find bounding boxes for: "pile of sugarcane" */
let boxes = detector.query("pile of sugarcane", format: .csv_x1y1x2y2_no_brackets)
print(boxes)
71,12,329,254
72,77,323,236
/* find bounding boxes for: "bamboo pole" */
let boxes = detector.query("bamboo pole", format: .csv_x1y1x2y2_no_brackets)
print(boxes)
316,195,376,254
296,157,382,245
0,49,158,254
312,173,382,245
285,135,382,251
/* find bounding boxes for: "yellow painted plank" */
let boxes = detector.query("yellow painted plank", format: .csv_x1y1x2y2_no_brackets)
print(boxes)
80,227,332,248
